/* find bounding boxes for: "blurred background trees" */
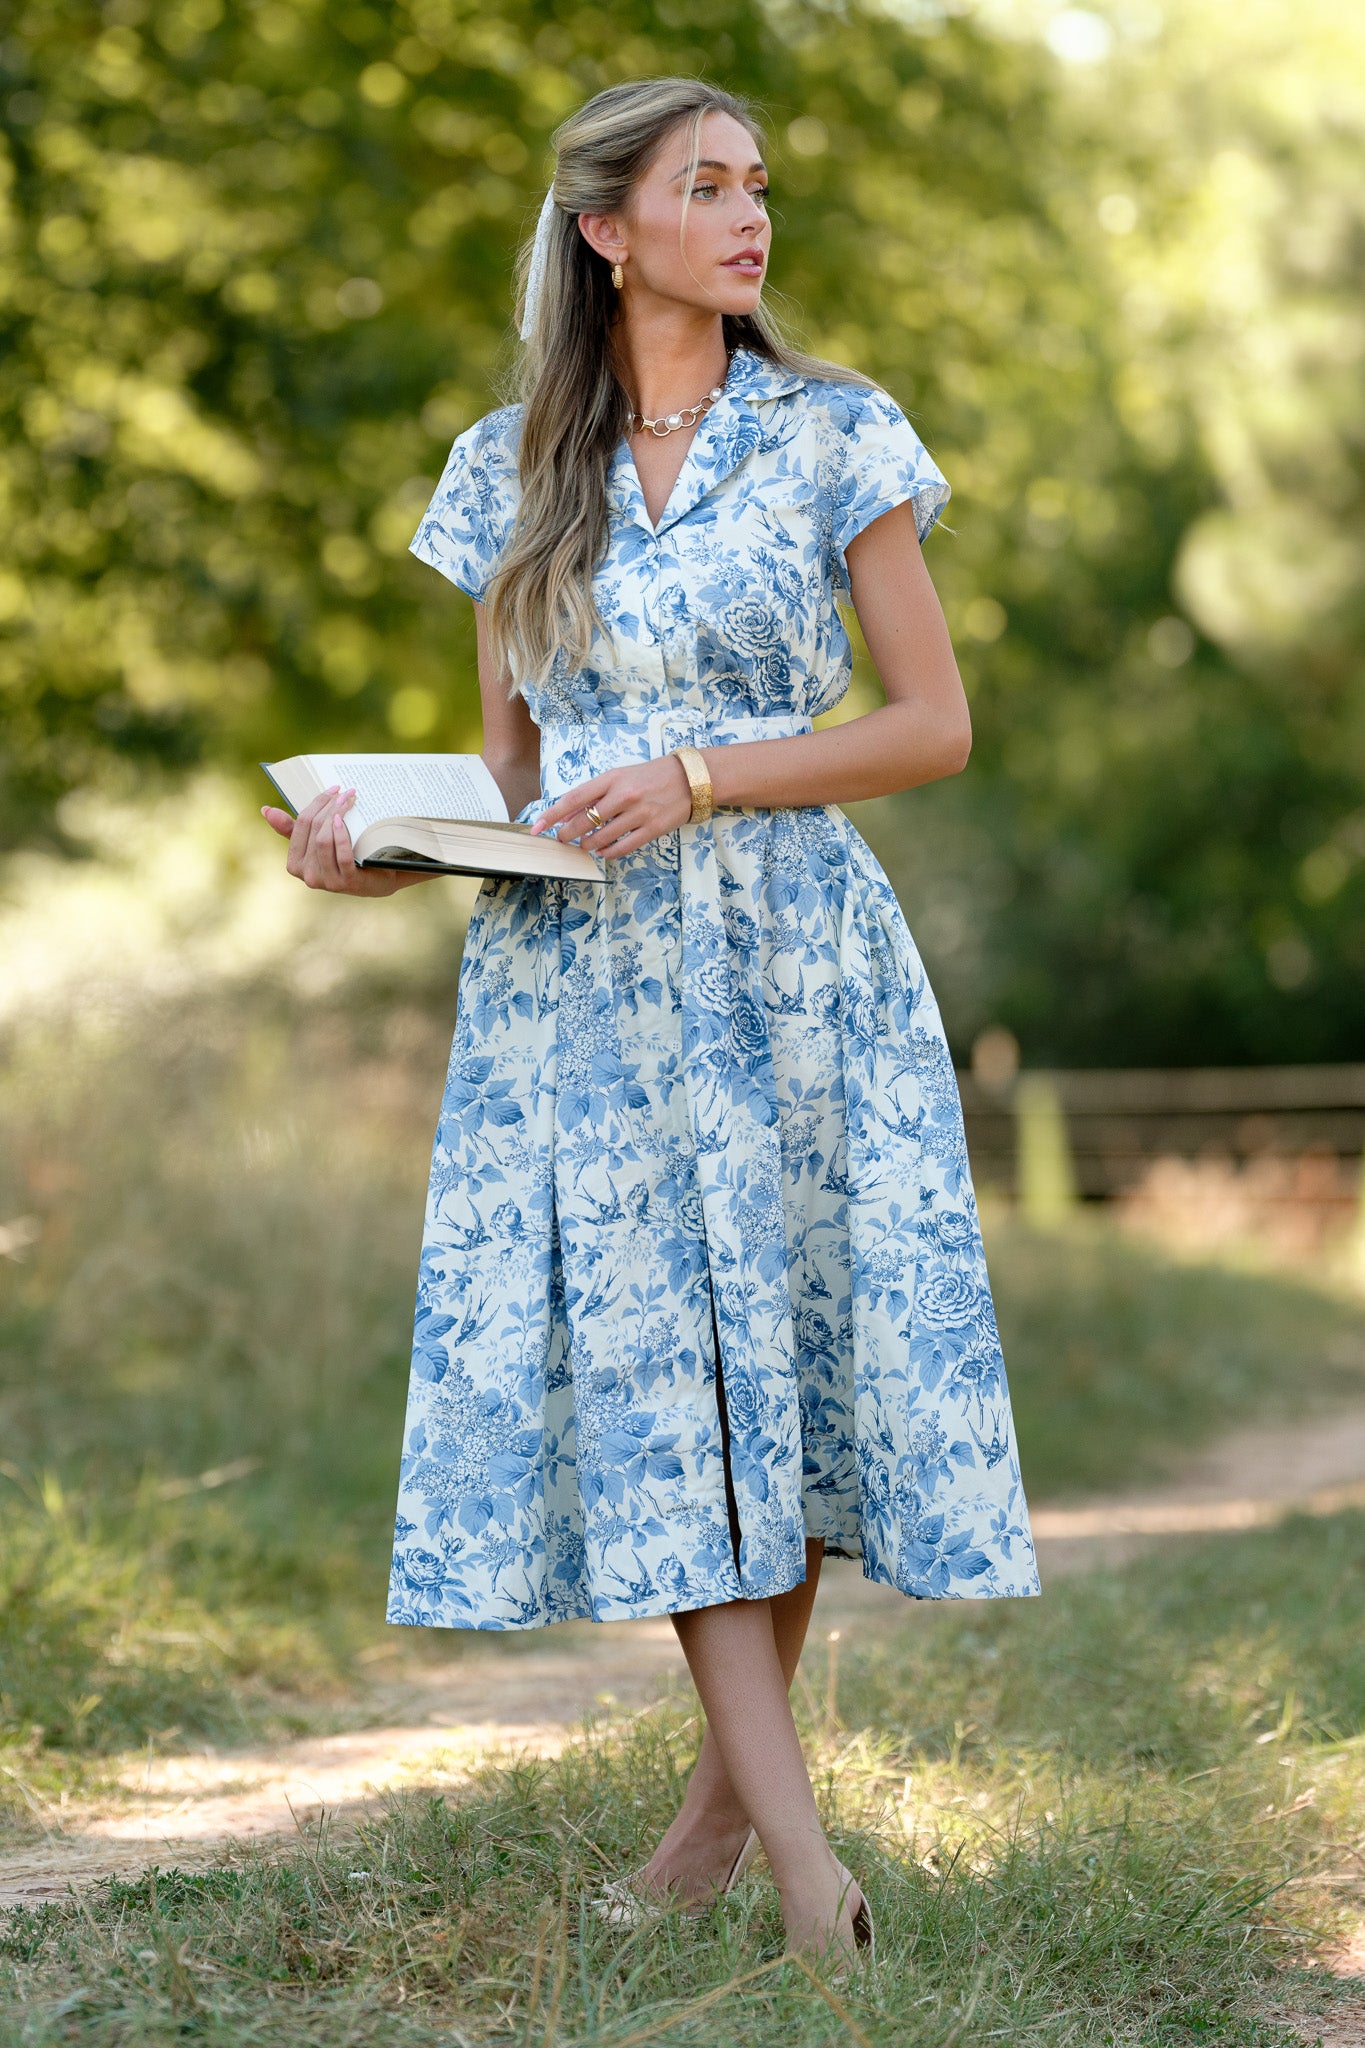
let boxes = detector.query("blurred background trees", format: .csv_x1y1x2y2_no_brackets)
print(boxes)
1,0,1362,1063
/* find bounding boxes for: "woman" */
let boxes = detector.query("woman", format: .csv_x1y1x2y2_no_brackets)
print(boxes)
263,76,1040,1965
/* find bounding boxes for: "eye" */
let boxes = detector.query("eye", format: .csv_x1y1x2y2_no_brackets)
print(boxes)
690,181,720,200
751,185,771,206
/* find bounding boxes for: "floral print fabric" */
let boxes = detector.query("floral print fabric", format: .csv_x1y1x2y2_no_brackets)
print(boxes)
387,346,1040,1631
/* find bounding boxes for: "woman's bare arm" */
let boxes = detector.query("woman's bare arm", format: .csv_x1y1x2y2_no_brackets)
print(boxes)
699,499,971,811
527,500,970,858
474,600,543,820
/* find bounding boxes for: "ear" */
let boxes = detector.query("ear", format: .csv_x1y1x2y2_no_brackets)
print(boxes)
577,211,627,268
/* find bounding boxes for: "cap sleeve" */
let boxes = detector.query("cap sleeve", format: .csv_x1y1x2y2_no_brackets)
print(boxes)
408,407,520,602
832,386,950,572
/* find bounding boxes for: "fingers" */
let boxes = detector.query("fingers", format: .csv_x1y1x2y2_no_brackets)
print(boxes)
581,810,666,861
308,789,357,889
280,785,360,890
564,805,622,846
593,825,653,860
568,803,633,852
528,776,610,838
497,757,696,862
282,786,339,880
259,789,332,854
328,796,360,888
530,768,678,856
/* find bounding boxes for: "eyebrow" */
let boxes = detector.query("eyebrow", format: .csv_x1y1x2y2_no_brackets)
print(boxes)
673,157,768,179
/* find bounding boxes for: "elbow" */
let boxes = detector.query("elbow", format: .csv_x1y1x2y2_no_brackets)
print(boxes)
485,740,541,778
940,707,973,779
884,695,972,789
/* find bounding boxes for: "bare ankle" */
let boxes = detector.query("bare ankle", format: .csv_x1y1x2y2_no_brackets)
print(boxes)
667,1796,749,1842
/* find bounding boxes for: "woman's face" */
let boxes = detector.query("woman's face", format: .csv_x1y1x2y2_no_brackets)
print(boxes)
585,109,771,320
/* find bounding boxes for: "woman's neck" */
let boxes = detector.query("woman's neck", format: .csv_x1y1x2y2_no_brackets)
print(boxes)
612,307,731,422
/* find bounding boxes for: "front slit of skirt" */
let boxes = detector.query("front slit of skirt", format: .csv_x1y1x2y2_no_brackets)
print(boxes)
708,1278,744,1582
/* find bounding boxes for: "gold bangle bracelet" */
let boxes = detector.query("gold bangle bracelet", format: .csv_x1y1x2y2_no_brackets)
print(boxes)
672,744,715,824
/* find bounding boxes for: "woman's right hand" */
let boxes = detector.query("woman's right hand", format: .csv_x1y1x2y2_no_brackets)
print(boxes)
260,785,431,897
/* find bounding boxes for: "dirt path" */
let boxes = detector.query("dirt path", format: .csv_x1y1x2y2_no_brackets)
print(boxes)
6,1404,1365,1924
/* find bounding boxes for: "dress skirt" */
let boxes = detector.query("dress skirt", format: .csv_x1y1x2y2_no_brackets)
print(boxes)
386,708,1041,1631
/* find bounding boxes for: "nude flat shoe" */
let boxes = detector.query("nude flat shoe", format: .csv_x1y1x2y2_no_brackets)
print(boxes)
591,1825,760,1930
723,1824,762,1894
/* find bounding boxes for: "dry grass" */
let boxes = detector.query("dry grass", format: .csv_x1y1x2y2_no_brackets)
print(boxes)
2,990,1365,2041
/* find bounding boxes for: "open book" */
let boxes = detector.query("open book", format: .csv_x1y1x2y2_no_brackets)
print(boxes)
260,753,606,885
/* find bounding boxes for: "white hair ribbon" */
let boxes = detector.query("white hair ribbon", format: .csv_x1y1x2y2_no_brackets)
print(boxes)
519,186,558,341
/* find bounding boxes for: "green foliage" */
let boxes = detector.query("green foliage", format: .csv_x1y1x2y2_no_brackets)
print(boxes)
852,0,1365,1063
0,0,1049,833
852,1504,1365,1770
0,993,436,1763
5,1,1361,1057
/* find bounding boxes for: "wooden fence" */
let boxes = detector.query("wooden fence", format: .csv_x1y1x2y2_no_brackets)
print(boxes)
956,1064,1365,1208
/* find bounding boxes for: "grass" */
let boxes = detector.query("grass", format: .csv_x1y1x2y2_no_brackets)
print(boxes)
2,1510,1364,2042
0,995,443,1769
2,988,1365,2040
989,1216,1365,1498
2,988,1364,1772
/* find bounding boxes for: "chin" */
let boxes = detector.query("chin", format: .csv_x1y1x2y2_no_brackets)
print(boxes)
716,278,766,314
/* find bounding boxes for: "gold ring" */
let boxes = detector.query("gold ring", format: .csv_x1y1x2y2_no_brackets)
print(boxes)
585,804,605,828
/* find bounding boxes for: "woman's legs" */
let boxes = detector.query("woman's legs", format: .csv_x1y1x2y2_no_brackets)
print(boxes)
667,1579,861,1958
642,1537,825,1902
638,1537,860,1954
632,1301,856,1951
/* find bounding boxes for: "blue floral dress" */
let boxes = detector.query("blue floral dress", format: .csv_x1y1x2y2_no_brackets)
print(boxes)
387,345,1040,1631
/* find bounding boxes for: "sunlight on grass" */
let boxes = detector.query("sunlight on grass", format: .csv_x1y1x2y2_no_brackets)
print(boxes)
5,1528,1364,2044
0,773,476,1027
2,993,1365,2035
4,987,1365,1793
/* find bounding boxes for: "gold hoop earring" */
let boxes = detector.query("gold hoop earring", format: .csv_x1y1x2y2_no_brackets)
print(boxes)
611,262,624,291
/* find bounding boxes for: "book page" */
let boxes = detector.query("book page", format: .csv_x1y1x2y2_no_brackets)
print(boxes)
312,753,510,828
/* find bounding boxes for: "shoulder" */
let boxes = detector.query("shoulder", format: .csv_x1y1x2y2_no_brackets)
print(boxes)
796,374,919,446
409,402,523,595
426,403,523,529
793,373,950,550
733,354,919,473
444,402,523,477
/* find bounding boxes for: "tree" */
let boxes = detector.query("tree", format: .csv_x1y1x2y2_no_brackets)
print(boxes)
0,0,1052,838
2,0,1362,1063
875,0,1365,1064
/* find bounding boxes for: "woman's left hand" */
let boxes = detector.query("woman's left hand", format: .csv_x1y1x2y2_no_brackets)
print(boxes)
528,753,695,859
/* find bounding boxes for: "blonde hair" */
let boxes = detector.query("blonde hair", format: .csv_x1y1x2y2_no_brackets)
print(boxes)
483,77,874,696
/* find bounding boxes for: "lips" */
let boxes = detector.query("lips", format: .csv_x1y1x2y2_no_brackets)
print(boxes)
724,254,764,271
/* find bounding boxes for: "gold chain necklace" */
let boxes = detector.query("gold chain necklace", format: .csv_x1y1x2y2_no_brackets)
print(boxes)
628,366,729,439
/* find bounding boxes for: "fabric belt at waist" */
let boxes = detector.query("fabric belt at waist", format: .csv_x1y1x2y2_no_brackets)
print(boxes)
536,708,815,809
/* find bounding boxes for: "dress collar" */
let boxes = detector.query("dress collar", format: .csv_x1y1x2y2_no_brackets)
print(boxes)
724,343,808,409
609,345,807,539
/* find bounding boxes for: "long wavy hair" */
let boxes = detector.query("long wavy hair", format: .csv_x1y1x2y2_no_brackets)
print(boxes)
483,77,874,696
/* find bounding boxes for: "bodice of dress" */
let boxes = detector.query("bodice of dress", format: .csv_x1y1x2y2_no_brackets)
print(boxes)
409,346,951,787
